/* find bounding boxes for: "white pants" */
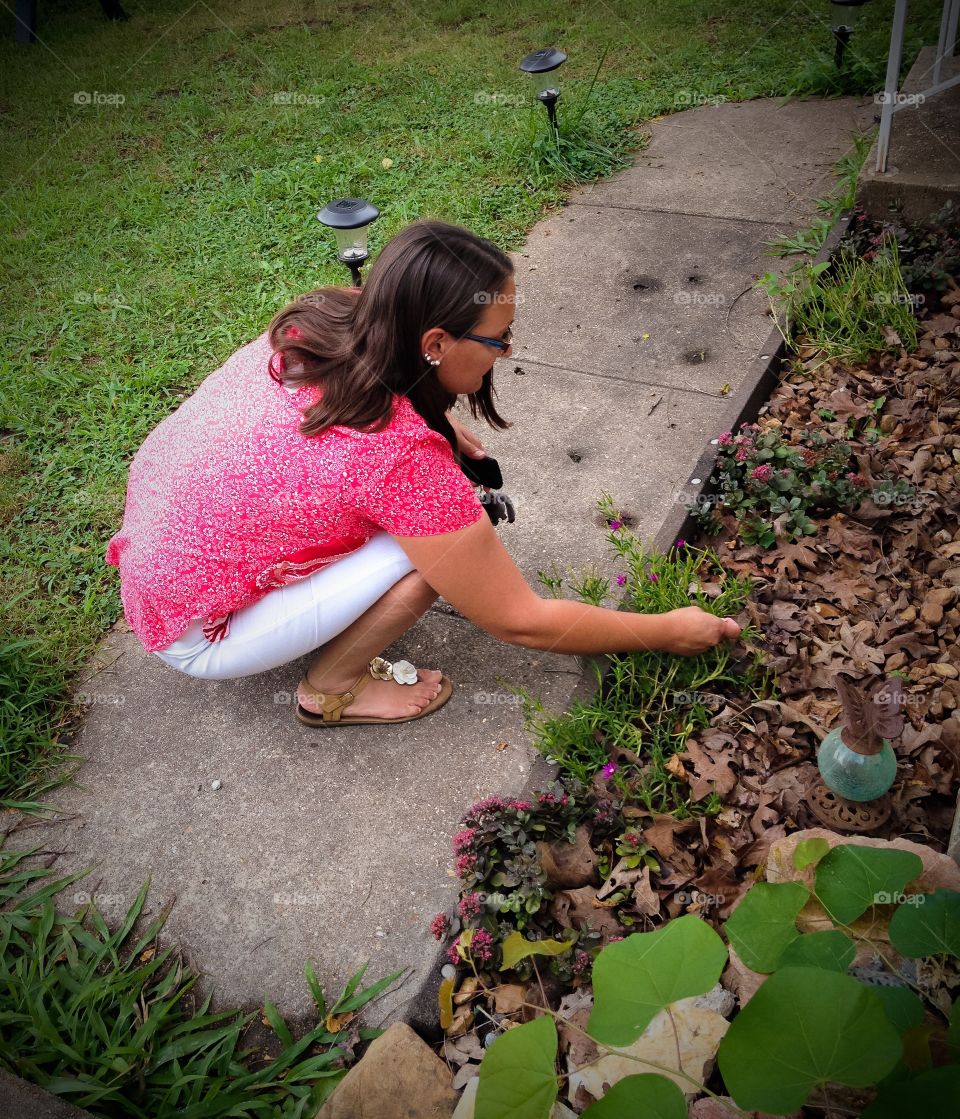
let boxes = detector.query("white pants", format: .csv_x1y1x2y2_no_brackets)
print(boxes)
153,532,415,680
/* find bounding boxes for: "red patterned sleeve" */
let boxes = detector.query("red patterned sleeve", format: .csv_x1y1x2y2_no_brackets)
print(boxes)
343,428,485,537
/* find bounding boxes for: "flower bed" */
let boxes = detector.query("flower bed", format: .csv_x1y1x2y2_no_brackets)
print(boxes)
426,225,960,1116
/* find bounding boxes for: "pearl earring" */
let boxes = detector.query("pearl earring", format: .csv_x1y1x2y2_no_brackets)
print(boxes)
424,353,440,366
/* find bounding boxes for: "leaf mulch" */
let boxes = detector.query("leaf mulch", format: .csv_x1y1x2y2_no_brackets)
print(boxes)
648,281,960,923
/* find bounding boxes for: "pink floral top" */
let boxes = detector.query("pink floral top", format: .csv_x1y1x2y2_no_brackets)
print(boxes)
105,331,484,652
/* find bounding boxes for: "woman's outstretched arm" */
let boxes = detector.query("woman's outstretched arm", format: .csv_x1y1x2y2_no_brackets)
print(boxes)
393,514,740,657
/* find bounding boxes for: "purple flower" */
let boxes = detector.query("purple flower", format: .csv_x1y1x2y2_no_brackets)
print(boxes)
648,573,659,583
608,519,622,532
675,538,686,549
601,762,618,780
616,574,627,586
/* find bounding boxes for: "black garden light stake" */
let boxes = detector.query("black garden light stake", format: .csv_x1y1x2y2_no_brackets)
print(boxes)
519,47,567,133
316,197,380,287
830,0,871,68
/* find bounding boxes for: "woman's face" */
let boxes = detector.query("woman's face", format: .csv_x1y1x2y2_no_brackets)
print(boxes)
425,274,517,396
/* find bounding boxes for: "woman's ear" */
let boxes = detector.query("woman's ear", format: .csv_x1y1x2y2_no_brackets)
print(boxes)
420,326,446,362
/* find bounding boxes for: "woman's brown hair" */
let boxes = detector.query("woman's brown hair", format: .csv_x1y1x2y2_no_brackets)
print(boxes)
267,219,514,457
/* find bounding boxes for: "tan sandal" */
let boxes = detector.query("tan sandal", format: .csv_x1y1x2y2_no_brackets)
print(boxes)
295,658,453,728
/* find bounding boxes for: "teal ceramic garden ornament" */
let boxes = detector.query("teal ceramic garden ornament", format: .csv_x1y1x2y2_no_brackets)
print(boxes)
817,673,905,801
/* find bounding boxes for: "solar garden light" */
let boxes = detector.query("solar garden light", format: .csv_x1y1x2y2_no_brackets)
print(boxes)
316,197,380,287
519,47,567,132
830,0,871,68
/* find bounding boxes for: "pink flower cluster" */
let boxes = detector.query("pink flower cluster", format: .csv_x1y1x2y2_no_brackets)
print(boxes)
717,431,733,447
537,791,570,807
751,464,773,483
573,949,592,976
471,929,495,964
452,829,476,854
454,853,477,876
458,892,485,920
430,913,449,941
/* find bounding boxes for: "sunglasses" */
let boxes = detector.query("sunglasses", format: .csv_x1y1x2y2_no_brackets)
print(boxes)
462,324,513,353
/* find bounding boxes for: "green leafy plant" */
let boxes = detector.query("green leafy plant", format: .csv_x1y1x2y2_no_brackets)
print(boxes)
693,420,870,546
432,783,623,982
522,497,768,815
0,843,400,1117
468,842,960,1118
766,132,873,258
757,240,919,362
845,198,960,298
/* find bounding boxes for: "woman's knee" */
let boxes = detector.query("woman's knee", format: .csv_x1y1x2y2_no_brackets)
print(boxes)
388,569,439,609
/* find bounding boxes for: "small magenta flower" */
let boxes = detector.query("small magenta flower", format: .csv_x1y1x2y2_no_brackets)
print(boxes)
601,762,618,780
608,519,622,531
616,574,627,586
454,853,477,876
675,538,686,549
458,892,485,920
447,937,462,966
751,464,773,483
431,913,449,941
471,929,495,965
573,949,592,976
648,572,659,583
452,828,476,854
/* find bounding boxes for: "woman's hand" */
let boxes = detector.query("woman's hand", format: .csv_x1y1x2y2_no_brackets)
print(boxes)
448,415,487,462
658,606,741,655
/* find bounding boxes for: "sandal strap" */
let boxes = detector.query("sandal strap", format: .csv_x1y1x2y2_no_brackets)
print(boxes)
300,668,372,722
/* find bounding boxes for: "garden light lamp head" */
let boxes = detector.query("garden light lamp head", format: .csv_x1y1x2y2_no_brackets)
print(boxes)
830,0,871,68
519,47,567,131
316,197,380,287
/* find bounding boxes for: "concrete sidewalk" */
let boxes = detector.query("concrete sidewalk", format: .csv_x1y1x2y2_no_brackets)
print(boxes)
13,93,876,1030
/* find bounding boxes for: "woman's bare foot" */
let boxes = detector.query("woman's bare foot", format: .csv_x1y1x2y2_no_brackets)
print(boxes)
296,666,444,720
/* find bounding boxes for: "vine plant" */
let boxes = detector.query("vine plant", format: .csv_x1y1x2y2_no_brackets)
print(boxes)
461,839,960,1118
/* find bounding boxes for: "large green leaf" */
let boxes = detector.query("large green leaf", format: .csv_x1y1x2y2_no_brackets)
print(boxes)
724,882,809,973
869,986,925,1035
717,967,902,1113
580,1074,686,1119
499,931,574,972
778,930,855,972
888,889,960,958
862,1066,960,1118
476,1015,558,1119
588,916,727,1046
815,844,923,925
793,837,830,870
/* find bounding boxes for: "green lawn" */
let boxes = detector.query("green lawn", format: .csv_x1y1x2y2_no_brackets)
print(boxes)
0,0,944,807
